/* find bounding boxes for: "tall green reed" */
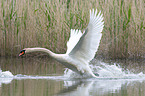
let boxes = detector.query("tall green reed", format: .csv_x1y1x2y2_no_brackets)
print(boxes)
0,0,144,59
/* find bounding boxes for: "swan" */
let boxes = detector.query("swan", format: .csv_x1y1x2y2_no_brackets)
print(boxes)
19,9,104,78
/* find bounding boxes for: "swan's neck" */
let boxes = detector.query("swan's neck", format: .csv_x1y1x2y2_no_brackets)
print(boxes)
25,48,57,58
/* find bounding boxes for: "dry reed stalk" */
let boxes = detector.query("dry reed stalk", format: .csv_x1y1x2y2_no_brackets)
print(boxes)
0,0,144,59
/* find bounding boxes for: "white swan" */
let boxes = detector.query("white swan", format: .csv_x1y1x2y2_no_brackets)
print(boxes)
19,9,104,78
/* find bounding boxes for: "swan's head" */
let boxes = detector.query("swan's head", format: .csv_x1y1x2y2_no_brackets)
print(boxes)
19,49,26,56
19,48,41,56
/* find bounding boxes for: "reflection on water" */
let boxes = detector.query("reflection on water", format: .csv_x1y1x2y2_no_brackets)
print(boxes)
0,57,145,96
0,79,64,96
57,80,145,96
0,57,64,75
1,78,145,96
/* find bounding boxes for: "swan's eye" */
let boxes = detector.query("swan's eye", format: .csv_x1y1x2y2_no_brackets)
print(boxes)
19,50,25,56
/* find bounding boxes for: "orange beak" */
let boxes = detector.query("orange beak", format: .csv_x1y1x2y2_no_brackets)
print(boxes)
19,51,24,56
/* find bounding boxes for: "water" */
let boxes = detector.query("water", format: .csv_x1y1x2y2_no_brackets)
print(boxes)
0,57,145,96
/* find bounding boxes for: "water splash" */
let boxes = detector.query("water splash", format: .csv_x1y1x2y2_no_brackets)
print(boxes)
0,69,13,86
63,60,145,79
0,68,13,78
0,60,145,80
1,61,145,95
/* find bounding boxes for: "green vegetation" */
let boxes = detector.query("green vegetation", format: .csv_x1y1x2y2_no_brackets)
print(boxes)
0,0,144,59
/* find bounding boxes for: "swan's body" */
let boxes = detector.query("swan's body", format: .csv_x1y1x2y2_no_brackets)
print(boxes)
19,9,104,78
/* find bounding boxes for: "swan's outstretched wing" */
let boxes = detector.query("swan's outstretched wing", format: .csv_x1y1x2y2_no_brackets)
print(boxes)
66,29,82,54
68,9,104,63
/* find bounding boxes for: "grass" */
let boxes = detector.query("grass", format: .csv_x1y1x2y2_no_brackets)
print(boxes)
0,0,144,59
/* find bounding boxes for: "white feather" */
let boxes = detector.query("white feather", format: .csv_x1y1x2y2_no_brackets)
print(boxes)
68,9,104,63
66,29,82,54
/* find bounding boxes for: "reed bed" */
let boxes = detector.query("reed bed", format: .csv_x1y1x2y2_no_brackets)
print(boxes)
0,0,144,59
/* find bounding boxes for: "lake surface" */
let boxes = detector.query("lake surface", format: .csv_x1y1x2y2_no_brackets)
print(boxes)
0,57,145,96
